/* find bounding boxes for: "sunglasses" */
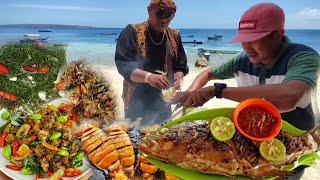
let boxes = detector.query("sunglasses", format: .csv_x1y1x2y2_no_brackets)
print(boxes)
149,2,176,20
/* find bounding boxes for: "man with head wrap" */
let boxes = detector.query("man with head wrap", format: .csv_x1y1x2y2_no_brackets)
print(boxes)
115,0,189,125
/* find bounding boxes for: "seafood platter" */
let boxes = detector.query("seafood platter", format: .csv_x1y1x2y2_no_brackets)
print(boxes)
0,42,320,180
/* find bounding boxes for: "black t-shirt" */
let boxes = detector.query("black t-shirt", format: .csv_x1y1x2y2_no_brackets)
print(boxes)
115,24,188,123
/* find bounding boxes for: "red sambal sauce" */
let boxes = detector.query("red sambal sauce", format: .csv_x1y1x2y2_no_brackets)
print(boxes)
238,106,277,138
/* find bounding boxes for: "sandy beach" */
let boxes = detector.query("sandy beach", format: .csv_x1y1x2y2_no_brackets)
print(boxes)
95,64,320,179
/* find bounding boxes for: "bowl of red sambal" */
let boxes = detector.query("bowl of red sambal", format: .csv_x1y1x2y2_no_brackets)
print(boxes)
233,98,282,141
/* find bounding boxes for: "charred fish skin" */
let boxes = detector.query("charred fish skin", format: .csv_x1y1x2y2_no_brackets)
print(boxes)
139,120,320,179
139,121,247,177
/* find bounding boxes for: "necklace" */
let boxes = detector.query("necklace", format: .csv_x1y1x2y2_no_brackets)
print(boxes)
147,25,166,46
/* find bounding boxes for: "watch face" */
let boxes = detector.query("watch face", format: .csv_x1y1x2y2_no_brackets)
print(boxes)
214,83,227,88
214,83,227,99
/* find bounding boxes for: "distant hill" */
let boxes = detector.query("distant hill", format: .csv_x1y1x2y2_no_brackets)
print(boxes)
0,24,96,29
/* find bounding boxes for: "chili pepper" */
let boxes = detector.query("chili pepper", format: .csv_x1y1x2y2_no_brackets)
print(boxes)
35,173,39,180
58,149,69,157
21,167,33,175
29,135,38,142
3,144,12,160
5,164,22,171
64,168,81,177
46,169,53,176
31,114,42,121
0,90,17,101
0,132,8,147
22,66,49,73
0,64,9,75
12,141,20,156
50,132,62,141
58,103,74,114
56,115,68,123
70,113,79,122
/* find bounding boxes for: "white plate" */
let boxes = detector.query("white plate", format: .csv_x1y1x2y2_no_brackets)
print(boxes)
0,98,92,180
0,149,91,180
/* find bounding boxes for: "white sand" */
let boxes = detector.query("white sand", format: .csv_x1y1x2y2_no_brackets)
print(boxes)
96,66,320,179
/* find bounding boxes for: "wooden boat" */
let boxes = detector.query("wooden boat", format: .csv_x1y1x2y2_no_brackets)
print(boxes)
182,40,203,45
21,34,49,43
208,34,223,40
38,29,52,32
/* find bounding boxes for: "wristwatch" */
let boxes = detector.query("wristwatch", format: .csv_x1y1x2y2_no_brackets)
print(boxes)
214,83,227,99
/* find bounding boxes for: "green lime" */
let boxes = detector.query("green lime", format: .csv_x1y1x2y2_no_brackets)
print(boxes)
210,116,235,141
1,110,10,120
259,138,286,162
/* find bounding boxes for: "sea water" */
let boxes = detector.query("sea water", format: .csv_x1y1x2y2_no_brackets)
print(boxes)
0,26,319,69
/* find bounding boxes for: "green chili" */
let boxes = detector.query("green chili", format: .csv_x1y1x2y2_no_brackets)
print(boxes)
3,144,12,160
50,132,62,140
31,114,42,121
58,149,69,157
56,115,68,123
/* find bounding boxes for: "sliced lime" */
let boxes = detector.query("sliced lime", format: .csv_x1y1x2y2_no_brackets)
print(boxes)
259,138,286,162
210,116,235,141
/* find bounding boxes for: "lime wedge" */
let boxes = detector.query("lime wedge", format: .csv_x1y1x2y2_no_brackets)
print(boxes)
259,138,286,162
210,116,235,141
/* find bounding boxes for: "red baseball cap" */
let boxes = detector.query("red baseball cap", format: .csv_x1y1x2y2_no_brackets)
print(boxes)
230,3,285,43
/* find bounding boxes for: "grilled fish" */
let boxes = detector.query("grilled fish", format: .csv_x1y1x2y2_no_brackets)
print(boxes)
139,120,320,179
78,125,135,179
75,122,161,180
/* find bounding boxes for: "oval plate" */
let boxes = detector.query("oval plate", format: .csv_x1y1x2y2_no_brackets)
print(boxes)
0,149,91,180
0,98,91,180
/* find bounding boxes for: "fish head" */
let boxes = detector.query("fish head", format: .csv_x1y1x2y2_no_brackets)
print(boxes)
138,127,171,161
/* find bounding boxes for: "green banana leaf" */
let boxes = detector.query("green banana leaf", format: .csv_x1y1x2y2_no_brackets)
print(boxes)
146,157,248,180
162,108,235,128
281,120,306,136
281,152,320,171
149,107,319,180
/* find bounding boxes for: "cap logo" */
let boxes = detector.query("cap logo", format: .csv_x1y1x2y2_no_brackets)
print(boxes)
238,20,257,30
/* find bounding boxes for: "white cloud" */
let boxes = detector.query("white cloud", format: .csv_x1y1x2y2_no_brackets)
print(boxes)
13,4,112,12
296,8,320,20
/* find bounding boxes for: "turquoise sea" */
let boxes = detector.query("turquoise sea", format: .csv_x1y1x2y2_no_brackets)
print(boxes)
0,26,319,68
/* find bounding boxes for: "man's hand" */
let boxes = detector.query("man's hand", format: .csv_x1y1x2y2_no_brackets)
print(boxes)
147,73,169,89
183,86,215,110
173,72,184,90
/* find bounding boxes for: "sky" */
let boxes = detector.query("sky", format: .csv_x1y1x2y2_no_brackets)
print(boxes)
0,0,319,29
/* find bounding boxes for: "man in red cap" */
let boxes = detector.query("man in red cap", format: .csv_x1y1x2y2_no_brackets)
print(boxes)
115,0,188,125
183,3,320,131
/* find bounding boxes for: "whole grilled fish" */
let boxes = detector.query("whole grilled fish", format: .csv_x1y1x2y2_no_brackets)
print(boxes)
139,120,320,179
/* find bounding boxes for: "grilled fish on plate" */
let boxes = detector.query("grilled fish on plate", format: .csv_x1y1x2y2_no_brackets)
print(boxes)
75,123,161,179
139,120,320,179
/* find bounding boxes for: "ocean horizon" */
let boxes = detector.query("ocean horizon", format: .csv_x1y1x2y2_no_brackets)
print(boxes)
1,25,320,68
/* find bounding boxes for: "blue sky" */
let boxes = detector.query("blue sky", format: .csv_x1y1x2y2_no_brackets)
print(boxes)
0,0,319,29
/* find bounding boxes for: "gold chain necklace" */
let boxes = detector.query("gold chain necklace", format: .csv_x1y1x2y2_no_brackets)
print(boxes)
147,25,166,46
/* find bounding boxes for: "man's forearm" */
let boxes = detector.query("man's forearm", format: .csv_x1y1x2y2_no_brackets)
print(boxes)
187,69,214,91
222,82,309,112
130,69,150,83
